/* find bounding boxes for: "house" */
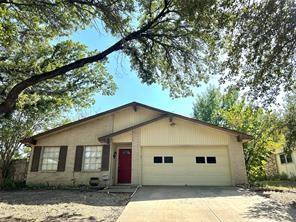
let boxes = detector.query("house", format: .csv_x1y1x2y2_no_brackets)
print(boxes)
275,149,296,178
23,102,251,186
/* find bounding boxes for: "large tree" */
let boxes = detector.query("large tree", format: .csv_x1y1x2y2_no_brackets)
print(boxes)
0,98,71,180
282,92,296,153
193,87,284,181
193,86,239,126
0,0,295,116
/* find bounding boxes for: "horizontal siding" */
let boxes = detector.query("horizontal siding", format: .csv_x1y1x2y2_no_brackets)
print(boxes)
35,107,160,146
141,118,229,146
276,150,296,177
27,106,160,185
113,106,160,132
112,131,132,143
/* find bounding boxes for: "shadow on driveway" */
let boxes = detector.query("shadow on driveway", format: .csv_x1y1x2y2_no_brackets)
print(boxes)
117,186,296,222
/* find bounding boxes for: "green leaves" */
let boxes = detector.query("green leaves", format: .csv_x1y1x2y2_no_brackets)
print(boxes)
192,87,285,181
0,39,116,113
283,92,296,152
1,0,295,114
221,0,296,104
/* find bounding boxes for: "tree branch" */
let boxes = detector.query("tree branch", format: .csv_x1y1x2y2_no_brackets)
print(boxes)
0,0,172,116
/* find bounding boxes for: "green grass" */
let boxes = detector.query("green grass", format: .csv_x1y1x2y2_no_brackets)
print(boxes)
255,180,296,191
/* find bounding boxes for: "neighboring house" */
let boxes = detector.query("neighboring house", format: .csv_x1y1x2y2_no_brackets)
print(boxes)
23,102,251,186
275,149,296,178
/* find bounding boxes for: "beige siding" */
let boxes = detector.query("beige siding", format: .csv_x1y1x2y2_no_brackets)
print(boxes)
26,105,248,186
113,106,160,131
141,118,229,146
113,132,132,143
26,107,160,185
141,146,232,186
136,117,247,185
276,150,296,177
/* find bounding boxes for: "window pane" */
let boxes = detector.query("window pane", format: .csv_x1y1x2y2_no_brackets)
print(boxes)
41,147,60,171
196,156,205,164
207,156,216,164
287,154,293,163
83,146,102,171
154,156,162,163
164,156,173,163
280,154,286,164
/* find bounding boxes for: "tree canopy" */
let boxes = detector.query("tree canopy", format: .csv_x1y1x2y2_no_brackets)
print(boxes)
193,87,284,181
0,0,295,116
282,92,296,152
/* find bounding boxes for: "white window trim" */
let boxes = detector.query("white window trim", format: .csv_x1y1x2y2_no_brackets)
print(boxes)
82,145,103,172
40,146,60,172
280,153,293,164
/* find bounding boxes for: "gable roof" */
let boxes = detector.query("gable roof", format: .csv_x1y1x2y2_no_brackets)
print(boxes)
22,101,252,145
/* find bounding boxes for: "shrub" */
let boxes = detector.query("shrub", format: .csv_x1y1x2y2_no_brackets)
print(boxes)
266,172,289,181
0,178,26,190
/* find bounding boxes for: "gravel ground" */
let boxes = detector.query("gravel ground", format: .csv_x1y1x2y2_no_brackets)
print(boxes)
0,190,131,222
261,190,296,207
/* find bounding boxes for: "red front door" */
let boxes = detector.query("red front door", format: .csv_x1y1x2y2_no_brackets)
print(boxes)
118,149,132,184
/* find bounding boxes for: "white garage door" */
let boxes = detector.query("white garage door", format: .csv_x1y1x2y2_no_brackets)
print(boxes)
142,146,232,186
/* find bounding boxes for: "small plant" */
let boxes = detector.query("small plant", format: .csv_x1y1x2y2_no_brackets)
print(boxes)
0,178,26,190
266,172,289,181
279,173,289,181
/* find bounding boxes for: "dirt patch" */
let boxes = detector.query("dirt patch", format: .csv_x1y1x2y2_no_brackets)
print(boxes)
0,190,131,222
261,191,296,208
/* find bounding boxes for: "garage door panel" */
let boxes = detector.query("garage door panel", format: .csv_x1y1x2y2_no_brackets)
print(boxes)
142,146,231,186
143,176,230,186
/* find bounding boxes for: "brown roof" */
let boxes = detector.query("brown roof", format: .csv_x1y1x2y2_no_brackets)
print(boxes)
22,101,252,145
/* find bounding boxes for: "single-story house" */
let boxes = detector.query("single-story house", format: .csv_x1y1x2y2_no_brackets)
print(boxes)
23,102,251,186
275,149,296,178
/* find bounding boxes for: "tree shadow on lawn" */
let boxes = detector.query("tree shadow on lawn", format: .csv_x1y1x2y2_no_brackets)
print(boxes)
0,190,130,207
0,213,105,222
243,193,296,222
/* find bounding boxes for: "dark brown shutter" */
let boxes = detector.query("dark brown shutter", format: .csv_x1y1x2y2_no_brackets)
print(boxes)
31,146,42,172
57,146,68,172
74,146,84,172
101,145,110,171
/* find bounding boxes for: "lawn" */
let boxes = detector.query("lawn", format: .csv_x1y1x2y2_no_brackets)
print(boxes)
0,190,131,222
255,180,296,192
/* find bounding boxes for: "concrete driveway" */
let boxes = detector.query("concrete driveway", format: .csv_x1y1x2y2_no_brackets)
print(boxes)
117,186,296,222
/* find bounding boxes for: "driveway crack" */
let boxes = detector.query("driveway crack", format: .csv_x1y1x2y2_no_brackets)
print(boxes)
205,202,222,222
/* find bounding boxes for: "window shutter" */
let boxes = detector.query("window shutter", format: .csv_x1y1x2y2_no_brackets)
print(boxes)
74,146,84,172
101,145,110,171
31,146,42,172
57,146,68,172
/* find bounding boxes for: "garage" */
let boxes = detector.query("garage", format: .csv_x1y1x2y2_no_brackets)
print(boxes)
141,146,232,186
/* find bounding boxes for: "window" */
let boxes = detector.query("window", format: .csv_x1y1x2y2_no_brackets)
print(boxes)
164,156,173,163
196,156,205,164
83,146,102,171
280,154,286,164
207,156,216,164
280,153,293,164
154,156,163,163
41,147,60,171
287,153,293,163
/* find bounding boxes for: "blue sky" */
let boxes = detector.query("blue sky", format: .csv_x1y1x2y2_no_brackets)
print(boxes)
70,26,217,117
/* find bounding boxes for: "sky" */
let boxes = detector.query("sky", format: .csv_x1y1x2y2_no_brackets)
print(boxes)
69,26,217,118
